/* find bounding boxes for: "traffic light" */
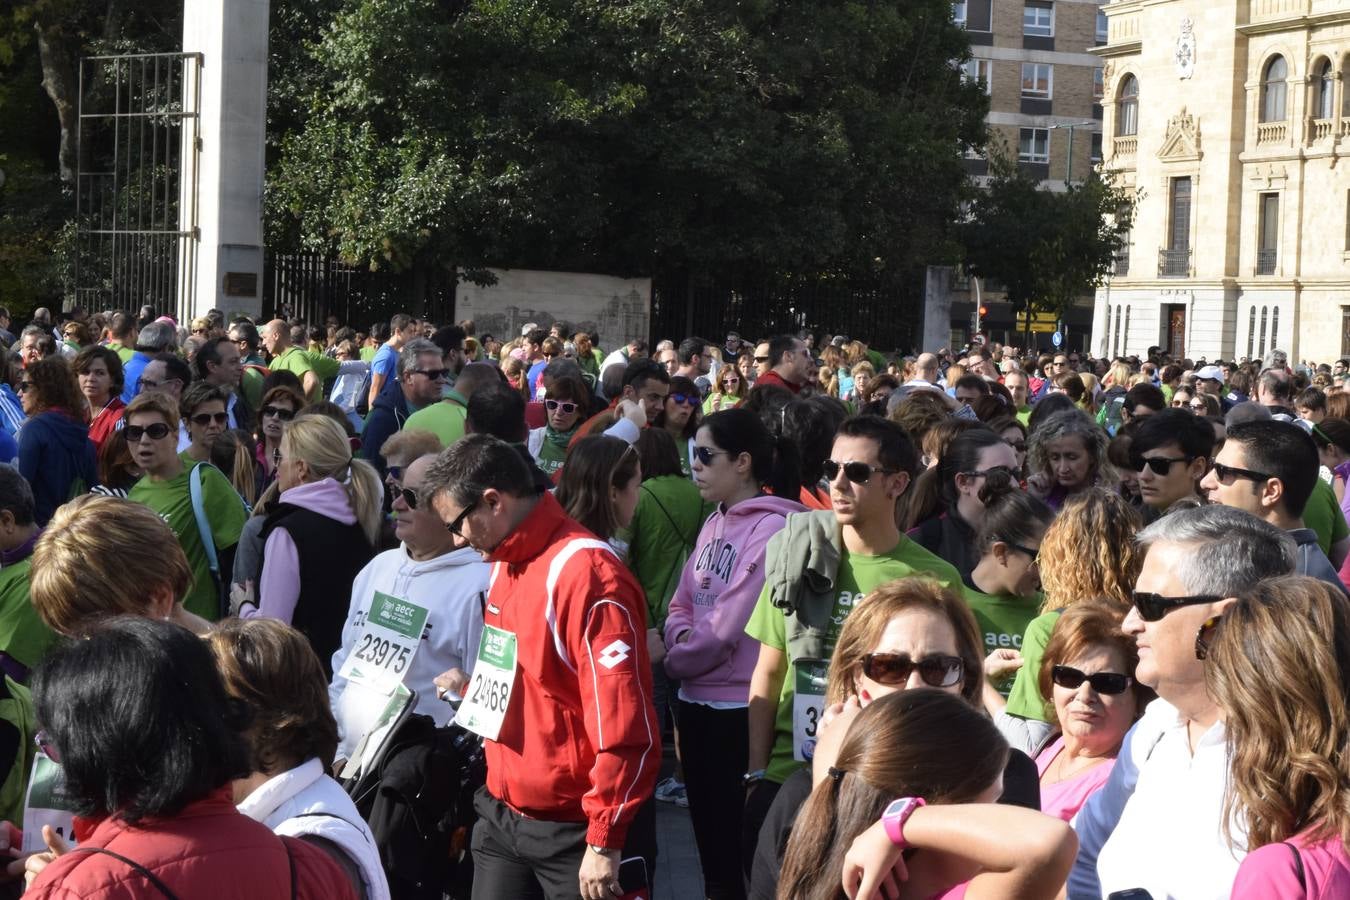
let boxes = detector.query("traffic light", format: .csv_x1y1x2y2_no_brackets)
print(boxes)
979,305,989,318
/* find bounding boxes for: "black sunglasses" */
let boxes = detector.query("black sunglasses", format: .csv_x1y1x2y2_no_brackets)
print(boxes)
1131,454,1193,475
822,459,898,485
410,368,449,381
1132,591,1224,622
754,356,769,364
693,446,730,466
261,406,295,421
1051,665,1132,695
545,399,578,414
125,422,173,442
1209,462,1272,484
861,652,964,688
445,497,479,537
398,487,419,510
190,412,229,427
386,465,403,483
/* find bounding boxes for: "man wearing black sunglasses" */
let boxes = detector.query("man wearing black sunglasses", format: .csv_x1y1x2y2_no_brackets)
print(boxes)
1129,409,1213,518
360,338,445,477
1070,506,1295,900
743,416,961,871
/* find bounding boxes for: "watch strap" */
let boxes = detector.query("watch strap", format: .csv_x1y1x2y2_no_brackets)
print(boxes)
881,797,926,848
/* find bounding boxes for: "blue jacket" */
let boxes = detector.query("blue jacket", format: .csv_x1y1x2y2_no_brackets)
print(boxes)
18,411,98,525
360,376,410,477
121,351,151,404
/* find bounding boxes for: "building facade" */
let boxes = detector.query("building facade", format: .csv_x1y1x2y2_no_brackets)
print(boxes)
1092,0,1350,364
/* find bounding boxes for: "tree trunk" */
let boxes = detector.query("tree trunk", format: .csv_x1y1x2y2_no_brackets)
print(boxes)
33,17,81,185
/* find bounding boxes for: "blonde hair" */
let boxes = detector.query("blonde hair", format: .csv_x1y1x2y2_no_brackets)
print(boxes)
280,415,384,543
1103,362,1132,389
123,390,180,428
32,495,192,635
380,429,444,469
1038,488,1142,612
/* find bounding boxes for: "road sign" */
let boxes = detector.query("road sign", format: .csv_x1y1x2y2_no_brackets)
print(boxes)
1051,331,1063,348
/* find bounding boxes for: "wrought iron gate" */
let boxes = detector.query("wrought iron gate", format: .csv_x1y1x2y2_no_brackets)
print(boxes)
73,52,200,319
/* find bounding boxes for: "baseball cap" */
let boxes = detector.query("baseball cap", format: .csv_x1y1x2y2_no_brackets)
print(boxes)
1196,365,1223,382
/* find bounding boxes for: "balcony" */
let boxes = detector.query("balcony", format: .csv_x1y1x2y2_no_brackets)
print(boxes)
1158,248,1192,278
1312,118,1335,141
1342,117,1350,137
1113,251,1130,277
1250,0,1309,23
1256,122,1287,145
1257,249,1277,275
1112,136,1138,159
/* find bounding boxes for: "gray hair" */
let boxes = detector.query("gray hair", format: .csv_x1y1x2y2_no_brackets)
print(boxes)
0,464,35,526
1137,505,1295,596
398,338,440,376
1026,408,1116,487
136,321,177,352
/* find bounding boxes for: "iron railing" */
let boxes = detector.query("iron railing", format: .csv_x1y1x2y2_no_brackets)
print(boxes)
262,253,455,330
1256,249,1277,275
1158,248,1191,278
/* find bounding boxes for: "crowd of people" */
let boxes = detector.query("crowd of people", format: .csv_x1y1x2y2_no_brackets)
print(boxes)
0,302,1345,899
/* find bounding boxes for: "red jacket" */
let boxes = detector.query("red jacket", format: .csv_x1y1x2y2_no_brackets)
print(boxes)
27,788,357,900
482,492,658,848
753,370,801,394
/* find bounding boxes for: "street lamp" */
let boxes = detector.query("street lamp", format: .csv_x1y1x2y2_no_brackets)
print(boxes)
1047,121,1098,186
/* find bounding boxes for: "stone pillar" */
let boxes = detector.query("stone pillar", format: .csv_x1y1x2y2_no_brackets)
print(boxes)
178,0,269,322
922,266,954,352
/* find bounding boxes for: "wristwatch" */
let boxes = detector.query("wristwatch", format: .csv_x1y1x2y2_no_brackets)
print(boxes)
742,768,766,788
588,844,617,856
881,797,926,849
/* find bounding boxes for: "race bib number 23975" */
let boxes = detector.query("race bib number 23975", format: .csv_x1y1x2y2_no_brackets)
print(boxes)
455,625,519,742
336,592,428,694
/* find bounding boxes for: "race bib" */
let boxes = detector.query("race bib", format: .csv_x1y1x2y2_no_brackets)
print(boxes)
792,657,830,762
455,625,518,742
336,592,429,695
22,755,78,853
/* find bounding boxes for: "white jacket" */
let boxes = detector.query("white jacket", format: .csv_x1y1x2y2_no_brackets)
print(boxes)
237,757,390,900
329,544,488,737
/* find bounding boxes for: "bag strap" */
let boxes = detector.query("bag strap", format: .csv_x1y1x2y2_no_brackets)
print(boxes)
1283,841,1306,891
70,847,181,900
189,462,219,576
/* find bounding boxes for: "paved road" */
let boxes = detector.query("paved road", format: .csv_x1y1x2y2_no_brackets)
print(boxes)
653,800,704,900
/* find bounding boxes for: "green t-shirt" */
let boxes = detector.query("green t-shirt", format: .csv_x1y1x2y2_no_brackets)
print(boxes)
744,537,961,783
360,346,378,363
1303,477,1348,555
402,398,468,448
128,463,248,620
0,559,56,673
1004,609,1061,721
963,586,1043,696
107,342,135,365
268,347,340,401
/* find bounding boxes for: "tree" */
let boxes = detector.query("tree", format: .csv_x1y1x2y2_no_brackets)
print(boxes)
961,150,1135,333
266,0,989,285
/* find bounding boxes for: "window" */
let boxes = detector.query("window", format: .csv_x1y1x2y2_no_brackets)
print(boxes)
1260,56,1287,123
962,58,992,94
1116,75,1138,136
1272,307,1280,348
1259,307,1269,358
1315,59,1334,120
1019,127,1050,163
1258,193,1279,274
1023,2,1054,37
1248,307,1257,359
1091,132,1104,163
964,0,992,31
1093,67,1105,102
1021,63,1053,99
1096,9,1109,43
953,0,967,24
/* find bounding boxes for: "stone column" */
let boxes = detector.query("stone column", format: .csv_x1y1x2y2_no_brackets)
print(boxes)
922,266,954,352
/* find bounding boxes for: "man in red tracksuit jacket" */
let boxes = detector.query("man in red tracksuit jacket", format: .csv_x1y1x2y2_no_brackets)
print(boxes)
424,433,659,900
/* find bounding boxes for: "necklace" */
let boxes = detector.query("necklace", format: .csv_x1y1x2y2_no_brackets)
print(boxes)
1047,744,1108,784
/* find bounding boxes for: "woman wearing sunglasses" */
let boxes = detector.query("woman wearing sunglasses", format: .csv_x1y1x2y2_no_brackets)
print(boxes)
704,365,747,414
662,408,802,900
1208,576,1350,898
749,578,1042,900
1033,601,1151,822
180,381,230,464
660,375,702,476
253,385,305,495
527,375,590,478
16,356,98,527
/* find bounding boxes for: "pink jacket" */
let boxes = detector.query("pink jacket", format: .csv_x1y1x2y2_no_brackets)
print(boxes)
252,479,357,624
663,495,802,703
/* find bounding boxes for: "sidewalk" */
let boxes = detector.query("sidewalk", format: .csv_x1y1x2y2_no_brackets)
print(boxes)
653,800,703,900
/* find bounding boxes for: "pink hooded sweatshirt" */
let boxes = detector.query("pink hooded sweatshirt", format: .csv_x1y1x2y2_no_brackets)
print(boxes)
663,494,804,703
249,478,358,624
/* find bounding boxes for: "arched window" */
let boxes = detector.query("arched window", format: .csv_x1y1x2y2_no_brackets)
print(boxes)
1247,306,1257,359
1112,305,1121,355
1315,59,1335,120
1123,305,1131,353
1261,56,1288,123
1272,306,1280,350
1259,306,1270,357
1116,75,1139,136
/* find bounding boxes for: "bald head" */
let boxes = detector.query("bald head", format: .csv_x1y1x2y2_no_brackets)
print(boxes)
262,319,290,356
915,353,938,382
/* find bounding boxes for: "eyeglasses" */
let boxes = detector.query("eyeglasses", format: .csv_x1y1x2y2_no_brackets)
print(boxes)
754,356,769,364
1189,401,1209,411
445,497,480,537
669,392,697,407
723,377,740,384
545,399,578,414
959,465,1017,481
125,422,173,442
1209,461,1272,484
261,406,295,421
386,465,403,483
16,382,30,394
397,487,419,510
822,459,898,485
1051,665,1132,695
860,652,964,688
1130,454,1192,475
34,730,59,764
693,446,730,466
1004,439,1027,453
190,412,229,427
1195,615,1223,660
410,368,449,381
1131,591,1224,622
1004,541,1040,562
138,377,180,391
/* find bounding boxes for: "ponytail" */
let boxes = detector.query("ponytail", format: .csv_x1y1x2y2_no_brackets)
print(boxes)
346,457,384,545
976,485,1053,555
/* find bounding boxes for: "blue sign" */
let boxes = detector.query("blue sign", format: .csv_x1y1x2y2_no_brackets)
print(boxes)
1051,331,1063,348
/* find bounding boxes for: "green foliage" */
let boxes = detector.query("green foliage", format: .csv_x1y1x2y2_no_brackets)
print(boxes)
961,149,1136,324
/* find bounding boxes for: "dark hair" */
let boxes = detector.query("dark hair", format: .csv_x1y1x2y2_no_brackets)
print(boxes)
600,363,627,400
787,395,849,487
1026,392,1077,435
151,352,192,388
0,464,35,526
1124,382,1166,415
192,336,235,380
96,429,138,491
423,432,535,508
664,375,702,441
556,436,640,539
1226,421,1319,518
976,481,1054,554
936,428,1010,513
31,616,251,823
211,429,258,506
953,374,991,397
180,380,227,420
677,337,708,365
1131,408,1215,461
546,375,591,417
109,311,137,342
624,358,669,392
635,427,684,480
1314,418,1350,455
767,334,799,368
467,381,527,442
24,356,84,418
835,415,919,478
73,344,125,396
701,407,801,499
431,325,467,359
261,369,303,399
1297,387,1327,413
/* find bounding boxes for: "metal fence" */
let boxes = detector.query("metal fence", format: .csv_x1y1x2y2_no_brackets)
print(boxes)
262,253,455,329
73,52,201,319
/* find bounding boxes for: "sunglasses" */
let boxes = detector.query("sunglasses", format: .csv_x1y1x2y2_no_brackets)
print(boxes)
669,393,697,407
1005,440,1027,453
387,465,404,483
1130,454,1192,475
860,652,964,688
1132,591,1224,622
445,497,480,537
1195,615,1223,660
17,382,30,394
410,368,449,381
262,406,295,421
959,465,1017,482
1209,461,1271,484
693,446,730,466
35,730,59,764
1051,665,1132,695
125,422,173,442
190,412,229,427
822,459,898,485
545,399,578,414
397,487,419,510
138,377,180,391
754,356,769,364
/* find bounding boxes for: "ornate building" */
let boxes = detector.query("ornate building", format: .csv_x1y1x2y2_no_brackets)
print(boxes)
1092,0,1350,363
